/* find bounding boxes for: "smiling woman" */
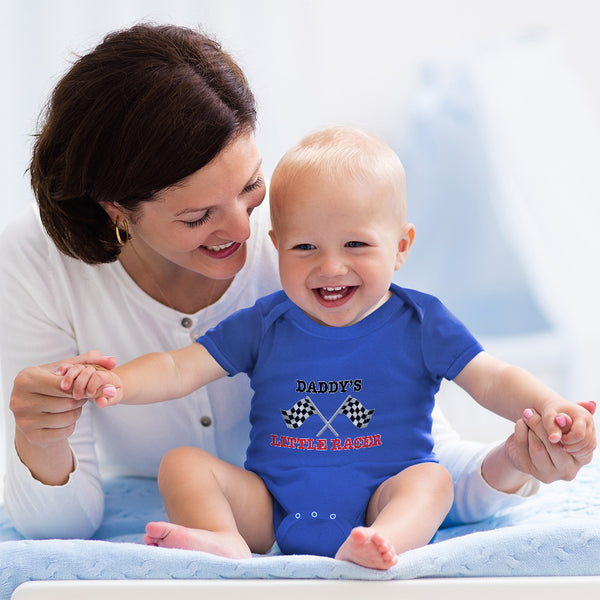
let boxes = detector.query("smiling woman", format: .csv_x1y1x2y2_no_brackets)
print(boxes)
0,23,282,539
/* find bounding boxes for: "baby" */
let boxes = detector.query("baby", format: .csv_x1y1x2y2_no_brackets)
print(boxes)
60,126,595,570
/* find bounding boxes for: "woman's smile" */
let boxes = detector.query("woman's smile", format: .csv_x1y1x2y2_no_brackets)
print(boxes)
199,241,242,258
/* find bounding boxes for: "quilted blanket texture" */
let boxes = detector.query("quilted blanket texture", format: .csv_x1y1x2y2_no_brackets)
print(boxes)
1,457,599,599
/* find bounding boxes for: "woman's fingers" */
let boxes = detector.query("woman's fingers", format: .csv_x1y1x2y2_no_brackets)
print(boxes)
9,355,115,447
578,400,597,415
521,407,593,482
13,400,85,444
68,351,117,370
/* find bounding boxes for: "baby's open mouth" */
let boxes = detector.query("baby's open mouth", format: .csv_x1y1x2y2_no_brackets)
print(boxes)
316,286,355,301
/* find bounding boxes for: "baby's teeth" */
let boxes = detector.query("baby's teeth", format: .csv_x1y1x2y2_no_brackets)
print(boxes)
321,286,346,300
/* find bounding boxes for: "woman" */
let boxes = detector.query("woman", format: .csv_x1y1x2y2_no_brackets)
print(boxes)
0,23,590,540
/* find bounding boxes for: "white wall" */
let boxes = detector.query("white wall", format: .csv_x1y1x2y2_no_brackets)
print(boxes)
3,0,600,225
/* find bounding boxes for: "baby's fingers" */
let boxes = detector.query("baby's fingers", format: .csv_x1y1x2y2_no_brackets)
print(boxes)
81,370,115,399
59,365,86,394
55,363,75,378
70,365,103,399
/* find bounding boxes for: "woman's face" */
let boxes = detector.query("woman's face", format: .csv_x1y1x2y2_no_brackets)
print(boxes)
123,132,265,281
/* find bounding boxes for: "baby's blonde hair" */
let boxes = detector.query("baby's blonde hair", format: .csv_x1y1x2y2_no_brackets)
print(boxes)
270,125,406,221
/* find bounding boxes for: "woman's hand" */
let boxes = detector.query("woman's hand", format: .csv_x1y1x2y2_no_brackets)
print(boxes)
482,401,596,492
10,351,117,447
9,351,116,485
511,401,595,482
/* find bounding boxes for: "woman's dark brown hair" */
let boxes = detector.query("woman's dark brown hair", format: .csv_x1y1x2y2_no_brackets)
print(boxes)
30,23,257,263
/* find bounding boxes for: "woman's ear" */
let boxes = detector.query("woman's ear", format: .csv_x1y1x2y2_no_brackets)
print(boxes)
395,223,416,270
99,201,126,223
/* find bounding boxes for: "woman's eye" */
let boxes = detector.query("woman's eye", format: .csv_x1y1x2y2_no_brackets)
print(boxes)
243,176,264,193
183,211,212,228
346,241,365,248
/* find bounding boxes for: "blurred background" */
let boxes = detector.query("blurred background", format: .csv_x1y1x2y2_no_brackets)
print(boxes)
2,0,599,462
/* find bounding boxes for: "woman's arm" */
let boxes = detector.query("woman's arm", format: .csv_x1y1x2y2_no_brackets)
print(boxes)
432,405,534,524
4,355,111,539
434,401,595,524
0,211,108,538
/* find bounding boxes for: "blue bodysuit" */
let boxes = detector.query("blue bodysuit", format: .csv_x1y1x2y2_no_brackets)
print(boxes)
197,285,482,557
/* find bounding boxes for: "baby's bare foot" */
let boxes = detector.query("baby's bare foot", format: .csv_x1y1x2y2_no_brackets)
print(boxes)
144,521,251,559
335,526,398,570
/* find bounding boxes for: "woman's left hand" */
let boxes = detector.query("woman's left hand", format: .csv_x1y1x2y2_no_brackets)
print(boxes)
482,401,595,492
511,401,595,483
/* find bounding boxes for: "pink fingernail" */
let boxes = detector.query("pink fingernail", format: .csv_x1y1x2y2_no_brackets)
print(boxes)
523,408,534,419
103,385,117,398
556,415,567,428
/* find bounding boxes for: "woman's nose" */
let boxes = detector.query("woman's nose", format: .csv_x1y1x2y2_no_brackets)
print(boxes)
218,201,252,242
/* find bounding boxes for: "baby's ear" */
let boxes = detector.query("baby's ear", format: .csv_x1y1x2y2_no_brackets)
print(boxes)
268,229,279,250
395,224,416,270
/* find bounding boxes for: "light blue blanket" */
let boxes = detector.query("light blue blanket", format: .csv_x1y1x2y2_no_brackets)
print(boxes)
1,458,599,599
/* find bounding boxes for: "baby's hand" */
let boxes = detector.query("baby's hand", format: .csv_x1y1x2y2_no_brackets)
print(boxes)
57,362,121,408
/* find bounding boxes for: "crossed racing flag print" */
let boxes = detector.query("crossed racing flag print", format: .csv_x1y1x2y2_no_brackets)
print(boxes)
280,395,374,438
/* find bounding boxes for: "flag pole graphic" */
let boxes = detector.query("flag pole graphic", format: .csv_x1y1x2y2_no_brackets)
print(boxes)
316,396,352,438
310,399,339,437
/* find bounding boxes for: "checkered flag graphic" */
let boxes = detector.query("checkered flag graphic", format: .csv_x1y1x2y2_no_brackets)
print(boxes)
340,396,374,429
281,397,318,429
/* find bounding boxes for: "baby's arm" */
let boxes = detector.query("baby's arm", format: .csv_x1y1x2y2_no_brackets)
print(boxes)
60,343,227,406
454,352,596,457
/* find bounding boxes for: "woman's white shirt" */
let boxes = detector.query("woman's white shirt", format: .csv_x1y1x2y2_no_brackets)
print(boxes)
0,202,534,539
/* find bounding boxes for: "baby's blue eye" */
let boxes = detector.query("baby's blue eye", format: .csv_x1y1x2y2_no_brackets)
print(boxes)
295,243,315,250
346,241,365,248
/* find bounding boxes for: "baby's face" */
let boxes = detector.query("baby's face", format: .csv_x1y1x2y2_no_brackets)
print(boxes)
270,171,413,327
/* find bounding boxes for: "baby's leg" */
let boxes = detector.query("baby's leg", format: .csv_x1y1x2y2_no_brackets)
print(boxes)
335,462,453,569
144,447,275,558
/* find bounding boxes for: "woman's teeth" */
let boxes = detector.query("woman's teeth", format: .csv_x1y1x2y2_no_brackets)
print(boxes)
203,241,235,252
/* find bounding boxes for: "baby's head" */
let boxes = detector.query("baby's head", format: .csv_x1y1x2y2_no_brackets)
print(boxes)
269,126,415,327
270,125,407,228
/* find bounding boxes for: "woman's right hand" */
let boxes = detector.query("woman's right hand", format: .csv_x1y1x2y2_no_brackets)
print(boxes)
10,351,117,448
9,351,116,485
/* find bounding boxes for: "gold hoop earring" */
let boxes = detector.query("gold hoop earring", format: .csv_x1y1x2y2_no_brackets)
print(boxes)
115,217,129,246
